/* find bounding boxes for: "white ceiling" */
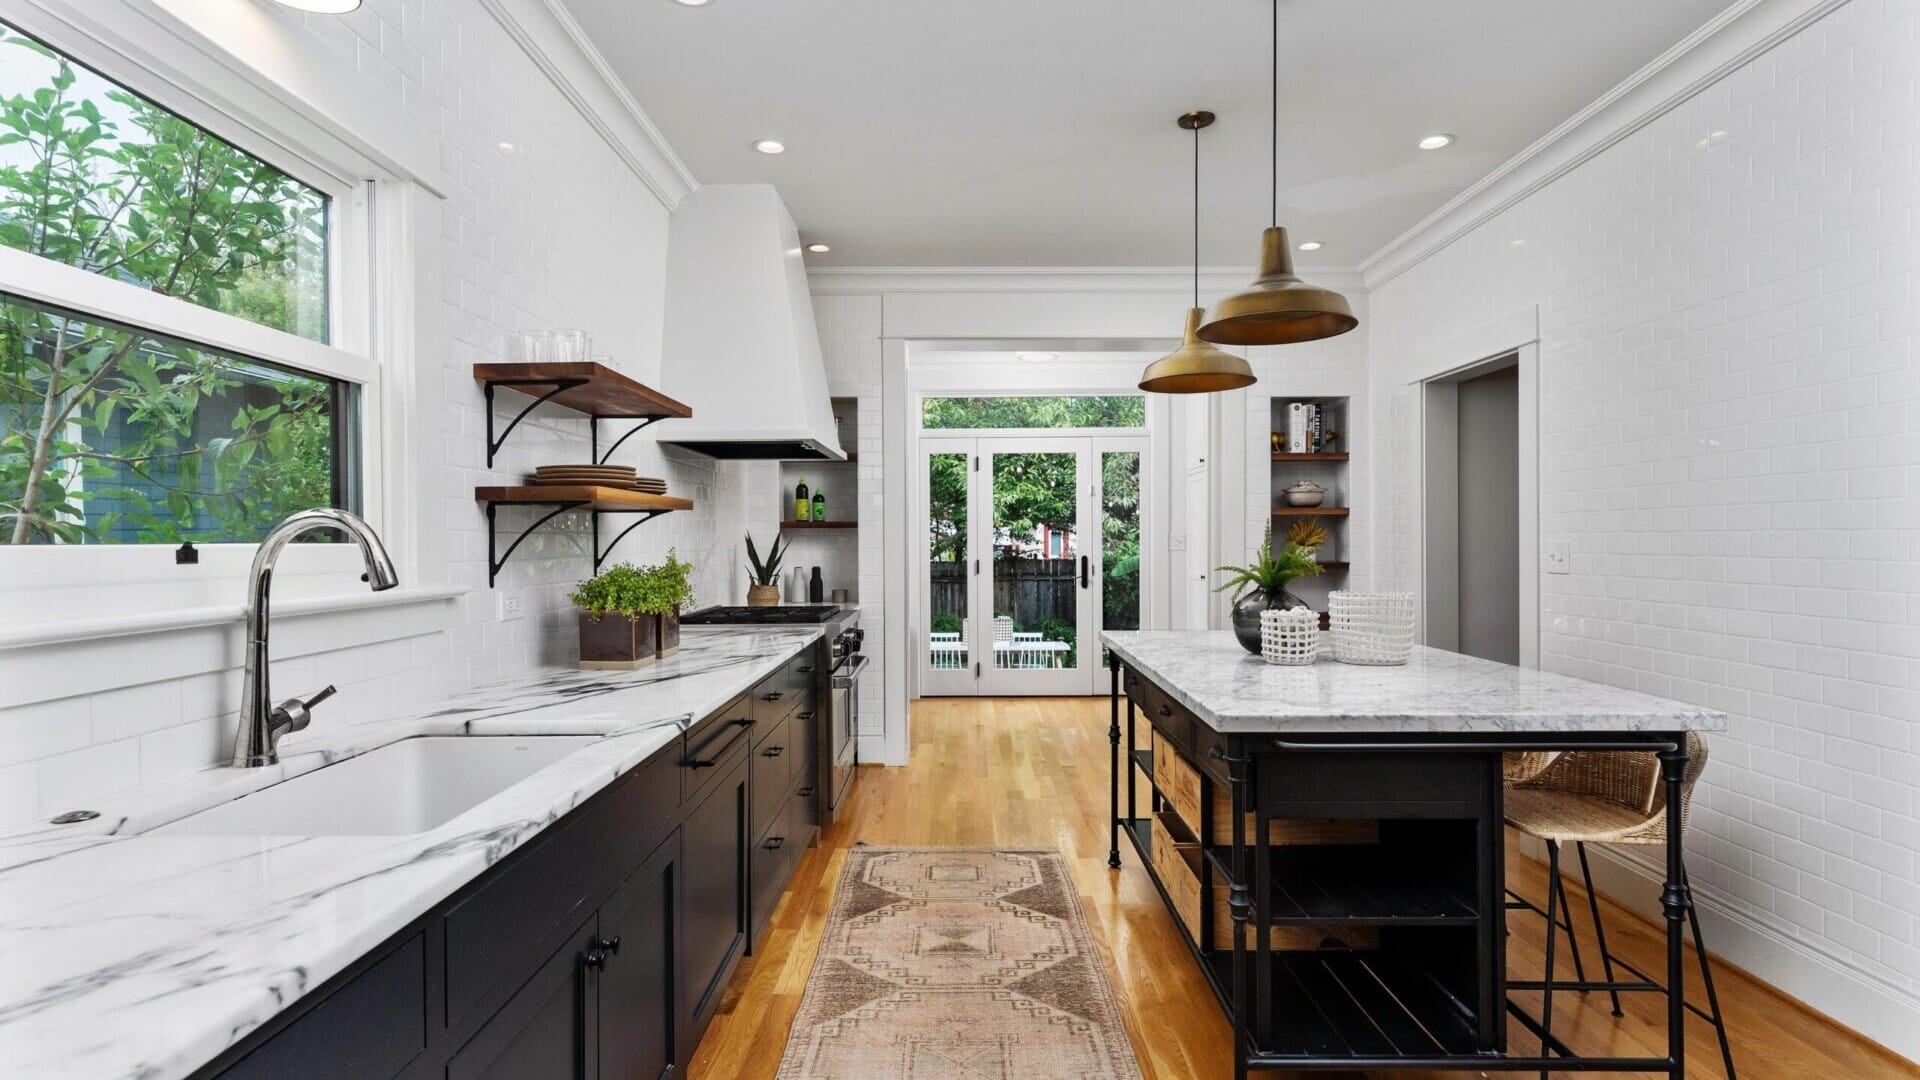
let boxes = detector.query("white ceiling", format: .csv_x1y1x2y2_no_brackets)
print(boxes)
565,0,1735,269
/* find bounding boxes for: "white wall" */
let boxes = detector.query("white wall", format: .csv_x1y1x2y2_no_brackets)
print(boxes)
1368,0,1920,1053
0,0,750,826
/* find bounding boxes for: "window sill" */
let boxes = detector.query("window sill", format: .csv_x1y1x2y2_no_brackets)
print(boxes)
0,585,467,652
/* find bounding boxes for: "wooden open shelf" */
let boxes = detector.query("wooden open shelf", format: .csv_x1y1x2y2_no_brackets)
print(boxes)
1271,451,1349,462
1273,506,1349,518
475,485,693,585
476,485,693,512
781,520,857,530
474,362,691,419
1316,561,1350,572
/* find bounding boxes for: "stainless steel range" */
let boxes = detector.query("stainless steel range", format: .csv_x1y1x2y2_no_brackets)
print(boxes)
680,604,864,823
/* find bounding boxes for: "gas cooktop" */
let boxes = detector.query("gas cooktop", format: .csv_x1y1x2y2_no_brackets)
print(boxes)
679,605,843,625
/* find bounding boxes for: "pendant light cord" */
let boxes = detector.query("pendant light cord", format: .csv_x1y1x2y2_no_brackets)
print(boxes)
1271,0,1279,227
1192,121,1200,308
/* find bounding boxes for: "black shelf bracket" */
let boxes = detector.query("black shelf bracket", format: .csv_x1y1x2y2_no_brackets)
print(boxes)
591,510,670,571
591,415,667,465
484,379,587,467
486,500,585,586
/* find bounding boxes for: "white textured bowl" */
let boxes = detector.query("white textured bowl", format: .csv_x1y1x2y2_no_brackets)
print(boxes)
1284,489,1326,507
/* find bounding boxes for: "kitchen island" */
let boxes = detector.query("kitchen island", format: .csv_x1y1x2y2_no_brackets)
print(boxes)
1101,631,1727,1079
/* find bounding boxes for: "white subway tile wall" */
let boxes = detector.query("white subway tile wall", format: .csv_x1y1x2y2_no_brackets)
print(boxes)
814,295,887,742
1370,0,1920,999
0,0,751,824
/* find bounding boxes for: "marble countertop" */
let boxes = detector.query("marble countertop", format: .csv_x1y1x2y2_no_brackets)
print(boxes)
0,626,821,1080
1102,631,1726,734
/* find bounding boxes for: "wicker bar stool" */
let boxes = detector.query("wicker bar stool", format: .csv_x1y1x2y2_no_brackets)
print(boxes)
1504,732,1736,1080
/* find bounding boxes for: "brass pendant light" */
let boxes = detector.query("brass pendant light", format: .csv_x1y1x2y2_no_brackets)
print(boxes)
1139,111,1256,394
1197,0,1357,347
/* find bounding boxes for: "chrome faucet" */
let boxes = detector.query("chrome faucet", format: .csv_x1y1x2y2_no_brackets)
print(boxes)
234,508,399,767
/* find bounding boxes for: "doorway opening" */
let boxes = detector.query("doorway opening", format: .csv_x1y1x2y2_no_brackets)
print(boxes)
1423,353,1523,665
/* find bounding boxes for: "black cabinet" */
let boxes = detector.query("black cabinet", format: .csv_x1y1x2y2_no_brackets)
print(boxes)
597,836,678,1080
198,648,821,1080
680,750,749,1051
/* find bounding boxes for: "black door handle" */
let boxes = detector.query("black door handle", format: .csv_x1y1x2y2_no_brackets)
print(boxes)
1080,555,1089,588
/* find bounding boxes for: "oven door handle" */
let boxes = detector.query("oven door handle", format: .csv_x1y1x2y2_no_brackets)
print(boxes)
831,653,870,689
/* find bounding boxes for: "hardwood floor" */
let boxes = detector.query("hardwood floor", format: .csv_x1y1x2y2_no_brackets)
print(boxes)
690,697,1917,1079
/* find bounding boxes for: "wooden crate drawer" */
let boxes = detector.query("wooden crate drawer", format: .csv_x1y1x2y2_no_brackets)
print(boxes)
1151,812,1374,952
1153,730,1378,848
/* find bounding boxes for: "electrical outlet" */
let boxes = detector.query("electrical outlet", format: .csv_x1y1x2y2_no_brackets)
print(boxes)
500,593,526,620
1544,540,1571,575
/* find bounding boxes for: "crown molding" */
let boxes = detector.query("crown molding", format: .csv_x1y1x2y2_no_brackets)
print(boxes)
807,265,1365,296
1360,0,1850,289
482,0,698,209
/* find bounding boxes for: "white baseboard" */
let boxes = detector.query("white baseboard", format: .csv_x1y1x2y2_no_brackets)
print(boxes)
1514,836,1920,1063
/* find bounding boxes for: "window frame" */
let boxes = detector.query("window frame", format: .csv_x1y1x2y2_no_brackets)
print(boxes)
0,3,388,588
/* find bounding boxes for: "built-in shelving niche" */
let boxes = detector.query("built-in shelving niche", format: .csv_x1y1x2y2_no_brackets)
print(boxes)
1270,396,1350,610
773,397,860,602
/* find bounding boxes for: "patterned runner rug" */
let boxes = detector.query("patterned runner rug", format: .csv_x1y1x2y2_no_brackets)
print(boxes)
777,847,1144,1080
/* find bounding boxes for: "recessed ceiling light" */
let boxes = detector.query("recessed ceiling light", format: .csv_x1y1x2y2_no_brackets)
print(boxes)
1508,238,1526,248
1016,352,1057,362
1297,240,1324,252
494,141,519,157
1417,133,1455,150
753,139,786,155
672,0,711,5
272,0,362,10
805,243,831,254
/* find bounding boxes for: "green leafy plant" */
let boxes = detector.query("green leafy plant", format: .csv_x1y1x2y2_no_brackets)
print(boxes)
1214,526,1323,603
569,551,696,620
744,532,788,586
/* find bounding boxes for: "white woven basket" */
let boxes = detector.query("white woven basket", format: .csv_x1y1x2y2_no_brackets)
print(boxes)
1259,608,1320,665
1328,591,1415,665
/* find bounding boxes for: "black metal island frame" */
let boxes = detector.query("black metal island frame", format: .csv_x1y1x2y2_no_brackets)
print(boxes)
1100,631,1728,1079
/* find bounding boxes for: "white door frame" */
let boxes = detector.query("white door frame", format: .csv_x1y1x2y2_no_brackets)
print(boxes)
1406,308,1541,669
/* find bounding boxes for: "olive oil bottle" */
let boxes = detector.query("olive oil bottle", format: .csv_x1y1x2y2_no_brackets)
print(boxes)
794,477,809,521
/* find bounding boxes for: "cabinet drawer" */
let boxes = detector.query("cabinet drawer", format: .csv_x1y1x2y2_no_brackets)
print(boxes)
685,695,755,807
219,932,426,1080
752,711,793,837
1151,812,1374,953
749,798,796,941
752,649,817,730
1153,729,1377,848
443,743,678,1031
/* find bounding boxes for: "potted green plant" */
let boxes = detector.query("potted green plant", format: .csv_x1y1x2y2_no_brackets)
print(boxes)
1215,525,1324,654
744,533,787,607
638,550,695,658
570,563,659,669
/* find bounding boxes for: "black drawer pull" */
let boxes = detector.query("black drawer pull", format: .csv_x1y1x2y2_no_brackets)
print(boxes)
763,836,785,851
1156,704,1172,717
797,711,815,720
685,718,755,768
797,786,815,797
763,691,783,701
797,665,813,674
762,745,785,758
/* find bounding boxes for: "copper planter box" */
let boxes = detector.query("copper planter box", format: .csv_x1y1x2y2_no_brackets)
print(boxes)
578,612,658,670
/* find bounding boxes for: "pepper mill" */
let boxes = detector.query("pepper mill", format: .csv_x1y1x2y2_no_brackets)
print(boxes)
808,566,824,604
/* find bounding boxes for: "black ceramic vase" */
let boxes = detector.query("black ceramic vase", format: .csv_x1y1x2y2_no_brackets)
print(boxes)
1229,587,1309,654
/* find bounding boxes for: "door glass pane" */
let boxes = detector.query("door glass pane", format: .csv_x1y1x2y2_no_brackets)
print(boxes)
1101,451,1141,662
992,452,1078,671
927,452,968,671
923,396,1144,430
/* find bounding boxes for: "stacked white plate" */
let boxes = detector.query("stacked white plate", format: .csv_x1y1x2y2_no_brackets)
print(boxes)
532,464,636,487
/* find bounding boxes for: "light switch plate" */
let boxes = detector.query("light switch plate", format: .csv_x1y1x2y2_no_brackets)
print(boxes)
499,592,526,620
1170,535,1187,551
1544,540,1571,575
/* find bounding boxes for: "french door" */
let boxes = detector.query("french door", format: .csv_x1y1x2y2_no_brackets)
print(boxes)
920,435,1146,696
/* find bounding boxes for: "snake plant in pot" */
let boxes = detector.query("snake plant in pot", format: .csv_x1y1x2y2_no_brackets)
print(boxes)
1215,526,1324,654
744,532,787,607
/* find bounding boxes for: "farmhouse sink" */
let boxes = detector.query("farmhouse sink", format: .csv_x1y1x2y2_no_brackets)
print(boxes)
151,735,601,837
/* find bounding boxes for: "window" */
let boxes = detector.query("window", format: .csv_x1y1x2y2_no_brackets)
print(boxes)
921,395,1146,430
0,20,351,546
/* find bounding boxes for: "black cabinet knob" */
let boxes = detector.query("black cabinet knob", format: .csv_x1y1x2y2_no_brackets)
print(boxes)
1156,704,1172,717
596,935,621,955
583,948,608,970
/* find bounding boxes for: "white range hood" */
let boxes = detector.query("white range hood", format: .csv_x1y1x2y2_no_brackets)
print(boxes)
658,185,845,461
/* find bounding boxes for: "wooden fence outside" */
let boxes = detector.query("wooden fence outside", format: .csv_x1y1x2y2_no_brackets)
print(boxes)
929,558,1078,628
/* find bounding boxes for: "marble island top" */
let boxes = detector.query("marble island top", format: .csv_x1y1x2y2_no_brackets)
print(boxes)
1102,631,1727,735
0,626,822,1080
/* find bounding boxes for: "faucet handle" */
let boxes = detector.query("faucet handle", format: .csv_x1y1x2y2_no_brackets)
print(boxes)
272,684,337,738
